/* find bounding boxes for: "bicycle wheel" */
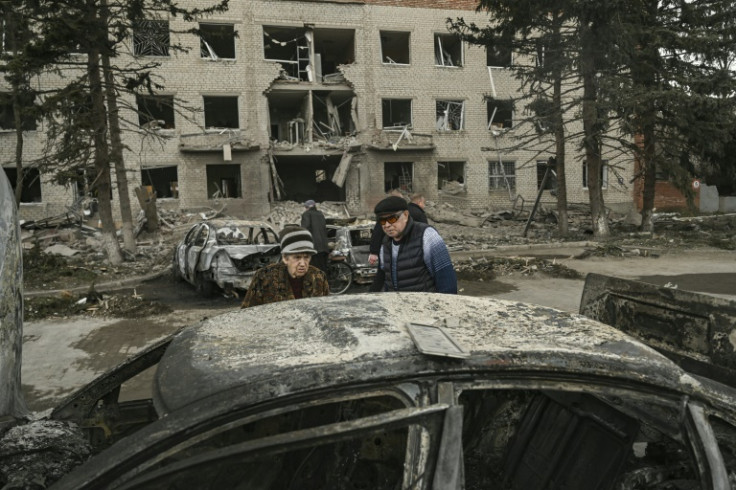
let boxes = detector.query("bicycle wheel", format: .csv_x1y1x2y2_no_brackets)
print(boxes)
328,262,353,295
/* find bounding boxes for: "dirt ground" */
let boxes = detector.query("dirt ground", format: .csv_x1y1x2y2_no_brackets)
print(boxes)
19,212,736,412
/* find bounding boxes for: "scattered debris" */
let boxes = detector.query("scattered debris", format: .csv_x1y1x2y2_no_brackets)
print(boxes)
454,256,582,281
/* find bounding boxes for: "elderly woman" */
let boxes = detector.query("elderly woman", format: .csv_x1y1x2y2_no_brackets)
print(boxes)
241,226,329,308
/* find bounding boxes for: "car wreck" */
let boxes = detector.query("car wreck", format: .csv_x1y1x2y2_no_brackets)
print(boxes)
327,219,377,286
172,219,281,296
47,291,736,489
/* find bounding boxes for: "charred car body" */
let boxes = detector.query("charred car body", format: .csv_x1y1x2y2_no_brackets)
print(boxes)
50,290,736,489
327,219,377,285
172,219,281,296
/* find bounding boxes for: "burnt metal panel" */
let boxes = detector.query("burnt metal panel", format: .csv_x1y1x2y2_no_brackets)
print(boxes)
580,273,736,388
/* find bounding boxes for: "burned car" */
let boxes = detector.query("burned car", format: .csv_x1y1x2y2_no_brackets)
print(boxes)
327,219,377,286
172,219,281,296
51,288,736,489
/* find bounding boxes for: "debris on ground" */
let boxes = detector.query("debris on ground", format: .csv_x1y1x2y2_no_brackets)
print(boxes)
454,256,582,281
0,419,90,489
24,288,172,321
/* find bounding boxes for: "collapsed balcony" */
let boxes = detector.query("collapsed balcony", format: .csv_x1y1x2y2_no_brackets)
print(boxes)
367,128,434,152
178,130,259,153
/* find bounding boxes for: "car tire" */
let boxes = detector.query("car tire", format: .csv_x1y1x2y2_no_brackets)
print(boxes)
328,262,353,295
195,272,215,297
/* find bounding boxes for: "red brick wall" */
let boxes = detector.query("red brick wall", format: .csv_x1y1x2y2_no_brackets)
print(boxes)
633,181,700,212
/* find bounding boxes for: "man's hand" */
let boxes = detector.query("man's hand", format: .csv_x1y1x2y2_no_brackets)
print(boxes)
368,254,378,266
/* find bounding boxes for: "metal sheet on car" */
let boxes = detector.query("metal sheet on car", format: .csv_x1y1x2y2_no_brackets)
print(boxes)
407,322,470,359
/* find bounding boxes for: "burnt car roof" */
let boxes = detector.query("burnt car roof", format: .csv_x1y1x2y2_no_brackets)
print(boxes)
153,293,721,415
197,219,276,229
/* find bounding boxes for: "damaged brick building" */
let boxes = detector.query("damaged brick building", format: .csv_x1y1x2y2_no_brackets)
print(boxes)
1,0,634,223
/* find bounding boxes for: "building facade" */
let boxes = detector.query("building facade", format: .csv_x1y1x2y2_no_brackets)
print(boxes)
1,0,634,223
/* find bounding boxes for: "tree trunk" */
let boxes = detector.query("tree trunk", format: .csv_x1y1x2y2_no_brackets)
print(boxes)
135,186,160,233
550,19,568,237
13,98,24,207
639,126,657,232
580,22,610,239
102,47,136,254
88,42,123,265
0,171,29,422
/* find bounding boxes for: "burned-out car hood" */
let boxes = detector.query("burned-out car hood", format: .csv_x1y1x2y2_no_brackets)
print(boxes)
153,293,731,416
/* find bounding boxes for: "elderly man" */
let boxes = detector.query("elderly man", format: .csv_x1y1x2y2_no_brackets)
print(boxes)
370,196,457,294
241,226,329,308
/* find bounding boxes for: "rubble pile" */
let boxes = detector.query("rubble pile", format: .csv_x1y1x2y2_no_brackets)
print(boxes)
454,256,582,281
0,419,90,489
260,201,351,230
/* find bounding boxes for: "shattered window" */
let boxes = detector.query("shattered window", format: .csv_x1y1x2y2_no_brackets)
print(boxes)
434,33,463,67
536,160,557,191
436,100,464,131
582,160,608,189
384,162,413,193
382,99,412,128
2,167,42,203
204,96,239,129
486,98,513,130
489,160,515,191
215,226,252,245
141,166,178,199
380,31,410,64
136,95,175,130
133,19,170,56
200,23,235,60
206,164,241,199
438,161,466,191
0,93,37,131
487,44,512,67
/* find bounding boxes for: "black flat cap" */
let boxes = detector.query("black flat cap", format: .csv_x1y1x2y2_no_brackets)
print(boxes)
374,196,408,216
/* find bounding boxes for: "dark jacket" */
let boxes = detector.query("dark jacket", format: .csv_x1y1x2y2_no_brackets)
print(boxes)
242,262,329,308
369,221,384,256
301,207,329,253
408,202,428,224
375,218,436,292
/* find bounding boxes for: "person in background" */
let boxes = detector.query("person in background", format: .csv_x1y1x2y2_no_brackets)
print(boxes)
300,199,329,273
408,193,428,224
241,227,329,308
370,196,457,294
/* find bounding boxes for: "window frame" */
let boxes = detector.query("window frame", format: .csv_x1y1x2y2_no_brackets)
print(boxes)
200,23,236,60
436,100,465,131
434,33,463,68
582,160,609,190
488,160,516,191
133,18,171,57
382,98,413,129
380,30,410,65
136,94,176,130
203,95,240,130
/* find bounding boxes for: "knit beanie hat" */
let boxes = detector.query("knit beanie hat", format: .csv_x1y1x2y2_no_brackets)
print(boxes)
279,226,317,255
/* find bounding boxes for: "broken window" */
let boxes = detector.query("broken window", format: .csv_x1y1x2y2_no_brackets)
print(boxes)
134,19,170,56
382,99,412,128
273,155,345,202
204,96,239,130
263,26,355,82
486,44,512,67
267,92,308,143
434,33,463,67
537,160,557,190
0,93,37,131
137,95,175,130
313,91,354,139
582,160,608,189
2,167,42,203
436,100,464,131
489,160,515,190
206,164,241,199
141,166,179,198
437,161,466,191
380,31,410,65
486,98,513,130
200,23,235,60
384,162,413,193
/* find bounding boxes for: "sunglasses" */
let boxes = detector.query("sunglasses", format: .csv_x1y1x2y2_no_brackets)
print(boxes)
379,212,404,225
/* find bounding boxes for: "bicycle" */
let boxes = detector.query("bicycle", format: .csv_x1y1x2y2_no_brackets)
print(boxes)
326,257,353,295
